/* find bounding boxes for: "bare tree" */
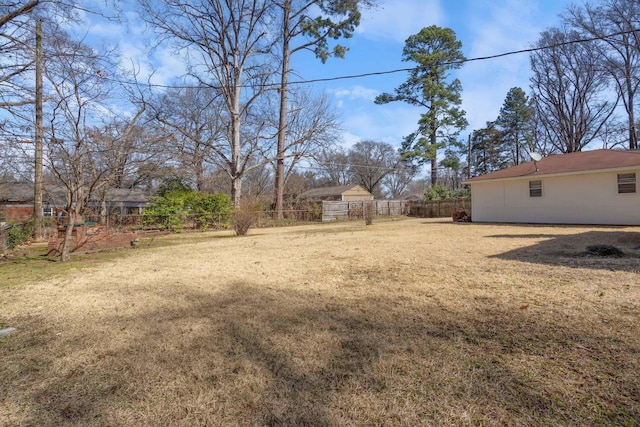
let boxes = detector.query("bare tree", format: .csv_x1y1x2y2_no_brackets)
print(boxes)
0,1,39,113
348,140,397,197
150,86,227,192
42,27,120,261
530,27,617,153
0,1,78,114
567,0,640,150
261,87,341,195
242,161,273,203
314,146,352,186
140,0,275,207
88,113,170,223
381,161,417,199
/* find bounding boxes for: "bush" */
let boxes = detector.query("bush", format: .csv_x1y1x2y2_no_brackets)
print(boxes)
143,191,187,232
364,202,374,225
231,210,253,236
425,184,470,201
2,220,34,250
185,192,232,231
143,190,233,232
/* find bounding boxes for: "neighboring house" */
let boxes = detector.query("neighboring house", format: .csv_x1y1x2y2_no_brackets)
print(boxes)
93,188,150,216
0,182,149,222
0,182,66,221
297,184,374,201
462,149,640,225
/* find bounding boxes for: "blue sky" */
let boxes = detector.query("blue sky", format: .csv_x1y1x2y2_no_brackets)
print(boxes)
78,0,573,150
294,0,573,148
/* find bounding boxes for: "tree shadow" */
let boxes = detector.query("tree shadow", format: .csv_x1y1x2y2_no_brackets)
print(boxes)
488,231,640,271
3,281,638,425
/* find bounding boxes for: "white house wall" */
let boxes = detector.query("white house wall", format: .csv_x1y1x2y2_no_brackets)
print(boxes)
470,169,640,225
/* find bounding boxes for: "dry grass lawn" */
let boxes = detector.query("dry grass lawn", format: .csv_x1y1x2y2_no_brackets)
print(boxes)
1,218,639,426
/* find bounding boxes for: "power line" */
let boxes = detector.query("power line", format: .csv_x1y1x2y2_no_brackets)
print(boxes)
101,27,640,90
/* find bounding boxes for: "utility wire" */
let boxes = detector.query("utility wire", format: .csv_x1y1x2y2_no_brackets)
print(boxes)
100,27,640,90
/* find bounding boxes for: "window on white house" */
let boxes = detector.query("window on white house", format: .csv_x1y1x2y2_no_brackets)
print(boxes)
529,180,542,197
618,173,636,194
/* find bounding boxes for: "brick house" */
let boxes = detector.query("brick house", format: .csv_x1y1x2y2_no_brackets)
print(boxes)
0,182,149,222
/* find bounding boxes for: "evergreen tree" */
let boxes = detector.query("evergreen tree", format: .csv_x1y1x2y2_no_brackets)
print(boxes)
496,87,534,165
375,25,468,185
469,122,507,176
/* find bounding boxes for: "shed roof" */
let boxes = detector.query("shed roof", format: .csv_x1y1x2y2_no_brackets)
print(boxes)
104,188,149,203
298,184,369,199
463,149,640,184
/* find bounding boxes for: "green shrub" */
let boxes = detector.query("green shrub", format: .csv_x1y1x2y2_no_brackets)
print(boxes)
143,191,189,232
3,220,34,249
185,192,232,231
143,190,233,232
425,184,470,201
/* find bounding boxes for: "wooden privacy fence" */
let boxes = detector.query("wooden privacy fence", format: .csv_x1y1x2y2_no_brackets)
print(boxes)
406,198,471,218
322,200,408,222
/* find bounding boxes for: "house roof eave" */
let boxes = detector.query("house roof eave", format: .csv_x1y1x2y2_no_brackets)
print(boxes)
463,164,640,185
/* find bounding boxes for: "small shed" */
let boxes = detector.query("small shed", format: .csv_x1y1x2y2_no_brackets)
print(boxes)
298,184,374,201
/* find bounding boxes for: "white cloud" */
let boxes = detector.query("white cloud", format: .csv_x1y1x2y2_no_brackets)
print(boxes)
357,0,445,43
457,0,569,132
338,104,421,149
113,37,187,90
333,85,379,101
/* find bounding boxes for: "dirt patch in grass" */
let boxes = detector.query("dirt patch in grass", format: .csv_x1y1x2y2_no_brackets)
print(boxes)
1,218,638,426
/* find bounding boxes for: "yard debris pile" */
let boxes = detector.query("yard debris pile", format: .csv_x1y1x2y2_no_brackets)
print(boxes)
452,211,471,222
584,244,625,257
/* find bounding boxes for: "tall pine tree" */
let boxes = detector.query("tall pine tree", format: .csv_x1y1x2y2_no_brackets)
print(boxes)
496,87,534,165
375,26,467,185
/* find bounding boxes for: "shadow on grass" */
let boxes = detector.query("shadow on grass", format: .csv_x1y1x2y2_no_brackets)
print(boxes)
2,282,639,426
489,231,640,272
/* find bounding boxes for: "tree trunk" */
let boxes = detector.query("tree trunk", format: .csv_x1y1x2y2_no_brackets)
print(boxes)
627,83,637,150
33,21,43,241
275,2,291,220
100,199,107,226
195,157,205,192
231,176,242,209
231,72,242,208
60,210,76,262
430,123,438,186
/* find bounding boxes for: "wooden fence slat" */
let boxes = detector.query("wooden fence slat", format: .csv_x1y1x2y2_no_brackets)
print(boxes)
322,200,408,222
406,198,471,218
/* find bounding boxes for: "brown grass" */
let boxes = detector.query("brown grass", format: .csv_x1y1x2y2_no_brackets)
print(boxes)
1,218,639,426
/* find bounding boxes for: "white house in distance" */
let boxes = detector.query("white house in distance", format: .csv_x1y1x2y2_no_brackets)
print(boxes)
463,149,640,225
